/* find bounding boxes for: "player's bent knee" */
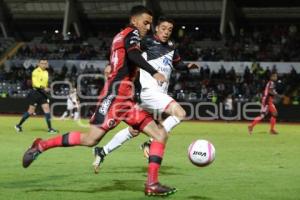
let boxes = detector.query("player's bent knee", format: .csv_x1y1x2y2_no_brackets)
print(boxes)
153,129,168,143
177,108,186,120
129,127,140,137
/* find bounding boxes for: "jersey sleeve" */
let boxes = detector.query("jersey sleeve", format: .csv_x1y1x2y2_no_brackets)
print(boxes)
140,35,152,51
269,81,275,89
172,48,182,64
172,48,189,71
124,29,142,52
124,29,158,76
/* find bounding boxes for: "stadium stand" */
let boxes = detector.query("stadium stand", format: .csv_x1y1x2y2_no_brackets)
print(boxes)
0,0,300,116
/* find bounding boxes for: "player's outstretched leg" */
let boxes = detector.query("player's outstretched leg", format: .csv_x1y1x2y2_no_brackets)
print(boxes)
23,126,105,168
142,121,177,196
141,101,185,157
22,138,42,168
248,115,264,135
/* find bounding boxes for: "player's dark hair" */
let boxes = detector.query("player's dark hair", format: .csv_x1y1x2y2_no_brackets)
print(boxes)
130,5,153,18
38,57,48,62
156,16,175,26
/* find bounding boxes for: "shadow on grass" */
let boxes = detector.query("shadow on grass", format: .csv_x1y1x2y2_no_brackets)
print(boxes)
0,175,71,188
25,179,143,193
104,166,183,176
257,131,268,134
188,195,212,200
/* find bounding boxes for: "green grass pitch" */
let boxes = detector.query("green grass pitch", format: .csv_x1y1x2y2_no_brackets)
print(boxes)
0,116,300,200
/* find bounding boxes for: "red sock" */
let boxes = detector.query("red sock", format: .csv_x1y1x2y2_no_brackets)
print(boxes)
270,116,276,131
251,116,262,127
147,141,165,185
38,131,81,152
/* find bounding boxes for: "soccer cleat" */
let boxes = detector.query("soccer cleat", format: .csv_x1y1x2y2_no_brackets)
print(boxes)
270,130,279,135
48,128,58,134
144,182,177,196
15,125,23,132
92,147,106,174
248,125,253,135
140,140,151,158
22,138,42,168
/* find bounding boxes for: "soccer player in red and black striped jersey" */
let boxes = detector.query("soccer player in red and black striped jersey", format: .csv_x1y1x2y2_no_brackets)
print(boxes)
22,5,176,196
248,73,282,135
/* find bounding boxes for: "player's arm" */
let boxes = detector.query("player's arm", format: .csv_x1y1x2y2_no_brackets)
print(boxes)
173,49,199,70
268,83,284,98
125,31,166,83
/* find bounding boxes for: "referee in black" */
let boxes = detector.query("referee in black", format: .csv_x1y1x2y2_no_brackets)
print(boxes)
15,59,57,133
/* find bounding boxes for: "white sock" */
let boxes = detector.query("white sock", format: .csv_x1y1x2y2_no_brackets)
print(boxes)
61,111,68,119
103,127,133,154
162,116,181,133
74,112,79,120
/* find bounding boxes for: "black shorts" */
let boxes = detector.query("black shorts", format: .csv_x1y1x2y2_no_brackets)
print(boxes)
28,89,49,106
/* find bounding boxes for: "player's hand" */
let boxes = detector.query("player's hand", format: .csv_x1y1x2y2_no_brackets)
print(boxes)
153,72,167,86
44,88,50,92
187,63,200,69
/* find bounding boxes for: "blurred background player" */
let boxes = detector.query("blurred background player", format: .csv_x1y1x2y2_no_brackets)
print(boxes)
224,94,234,120
15,59,57,133
60,87,80,120
104,63,111,80
22,6,176,197
93,16,199,171
248,73,283,135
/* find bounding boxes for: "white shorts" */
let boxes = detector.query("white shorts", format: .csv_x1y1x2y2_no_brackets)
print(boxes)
140,89,175,114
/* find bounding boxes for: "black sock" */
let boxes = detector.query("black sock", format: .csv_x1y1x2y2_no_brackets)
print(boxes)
45,113,52,129
18,112,30,126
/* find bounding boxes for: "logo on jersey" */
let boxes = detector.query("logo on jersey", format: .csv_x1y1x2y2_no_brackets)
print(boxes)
168,41,174,47
99,95,114,115
163,57,172,66
132,30,139,36
107,119,116,128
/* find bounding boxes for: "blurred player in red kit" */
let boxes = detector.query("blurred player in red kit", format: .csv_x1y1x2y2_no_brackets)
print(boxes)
22,5,176,196
248,73,283,135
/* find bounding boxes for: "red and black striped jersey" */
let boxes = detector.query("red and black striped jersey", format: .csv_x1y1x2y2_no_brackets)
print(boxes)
99,26,141,100
262,80,276,106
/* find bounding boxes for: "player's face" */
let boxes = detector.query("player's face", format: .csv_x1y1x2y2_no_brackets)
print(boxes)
271,74,278,81
131,13,153,38
39,60,49,70
155,21,173,42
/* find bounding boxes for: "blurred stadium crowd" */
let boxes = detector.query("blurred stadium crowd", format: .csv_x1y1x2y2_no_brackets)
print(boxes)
0,24,300,105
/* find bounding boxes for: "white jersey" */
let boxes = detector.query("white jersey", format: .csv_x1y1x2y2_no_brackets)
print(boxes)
140,51,173,93
139,35,181,94
67,89,79,109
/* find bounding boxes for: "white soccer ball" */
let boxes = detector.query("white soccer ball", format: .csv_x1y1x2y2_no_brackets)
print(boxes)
188,139,216,167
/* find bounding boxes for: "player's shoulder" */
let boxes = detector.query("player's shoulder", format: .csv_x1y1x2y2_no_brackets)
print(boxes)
32,67,40,74
123,26,140,38
267,80,275,88
141,35,154,46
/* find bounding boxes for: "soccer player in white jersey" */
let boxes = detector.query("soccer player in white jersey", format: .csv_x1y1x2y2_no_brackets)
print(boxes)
92,16,199,173
60,87,80,120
